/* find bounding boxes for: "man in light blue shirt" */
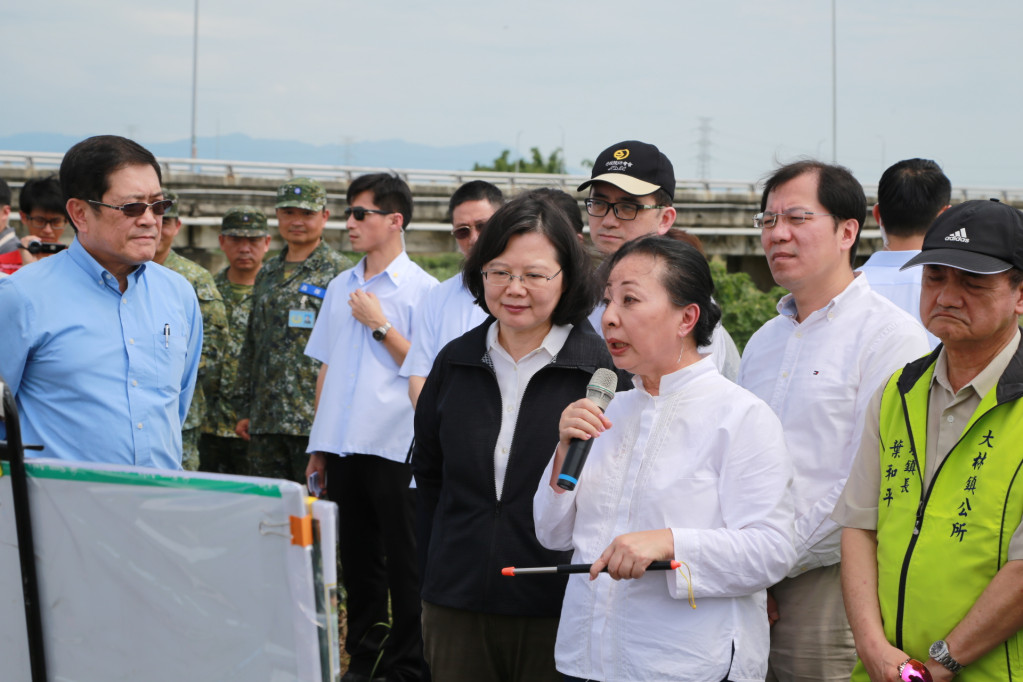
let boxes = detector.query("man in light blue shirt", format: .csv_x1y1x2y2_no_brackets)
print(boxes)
0,135,202,469
857,158,950,349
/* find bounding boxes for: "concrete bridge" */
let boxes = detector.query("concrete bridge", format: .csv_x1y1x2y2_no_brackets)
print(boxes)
5,151,1022,290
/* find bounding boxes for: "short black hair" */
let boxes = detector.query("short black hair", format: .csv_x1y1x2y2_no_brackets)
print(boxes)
347,173,413,229
530,188,584,235
760,159,866,262
60,136,161,233
0,177,10,208
463,191,597,326
876,158,951,238
600,234,722,348
20,175,66,215
448,180,504,218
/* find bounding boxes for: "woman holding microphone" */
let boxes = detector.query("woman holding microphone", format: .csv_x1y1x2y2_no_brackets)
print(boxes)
413,191,619,682
534,235,796,682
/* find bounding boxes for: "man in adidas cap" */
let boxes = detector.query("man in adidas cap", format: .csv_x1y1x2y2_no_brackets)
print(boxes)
836,198,1023,681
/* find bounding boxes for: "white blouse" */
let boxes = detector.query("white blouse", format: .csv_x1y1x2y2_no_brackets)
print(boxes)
534,357,796,682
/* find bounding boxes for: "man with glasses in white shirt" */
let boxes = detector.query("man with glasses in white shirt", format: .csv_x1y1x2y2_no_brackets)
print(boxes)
737,160,930,682
401,180,503,408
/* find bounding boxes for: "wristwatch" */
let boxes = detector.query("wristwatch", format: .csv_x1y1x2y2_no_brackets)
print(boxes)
372,322,392,341
929,639,964,676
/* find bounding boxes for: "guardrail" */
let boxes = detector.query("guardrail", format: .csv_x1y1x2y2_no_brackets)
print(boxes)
0,150,759,194
3,150,1023,201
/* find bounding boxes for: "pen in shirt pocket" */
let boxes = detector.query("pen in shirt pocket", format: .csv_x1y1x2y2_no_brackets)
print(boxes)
164,323,170,348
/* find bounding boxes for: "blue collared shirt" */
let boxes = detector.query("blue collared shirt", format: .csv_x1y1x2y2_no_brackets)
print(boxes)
305,251,437,462
0,239,202,469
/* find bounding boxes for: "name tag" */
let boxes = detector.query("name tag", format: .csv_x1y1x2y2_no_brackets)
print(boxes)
298,282,327,299
288,310,316,328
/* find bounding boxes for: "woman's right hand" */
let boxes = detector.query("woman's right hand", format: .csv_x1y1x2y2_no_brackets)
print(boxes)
550,398,611,490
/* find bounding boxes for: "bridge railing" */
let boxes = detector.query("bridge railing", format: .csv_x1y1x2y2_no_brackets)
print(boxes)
3,150,1023,202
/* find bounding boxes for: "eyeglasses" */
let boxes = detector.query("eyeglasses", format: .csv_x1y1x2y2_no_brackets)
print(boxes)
88,199,175,218
344,207,393,221
24,216,68,230
452,222,485,240
584,198,666,221
753,209,838,229
481,268,562,288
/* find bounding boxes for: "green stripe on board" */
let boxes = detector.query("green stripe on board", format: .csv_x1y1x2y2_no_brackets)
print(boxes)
0,461,283,498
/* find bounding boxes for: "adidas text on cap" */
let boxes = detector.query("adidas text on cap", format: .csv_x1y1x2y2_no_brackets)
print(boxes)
901,198,1023,274
577,140,676,201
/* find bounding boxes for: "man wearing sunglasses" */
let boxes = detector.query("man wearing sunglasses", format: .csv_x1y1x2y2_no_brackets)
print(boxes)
305,173,437,682
0,135,202,469
152,189,228,472
580,139,743,380
737,161,930,681
837,199,1023,682
232,177,351,482
400,180,503,408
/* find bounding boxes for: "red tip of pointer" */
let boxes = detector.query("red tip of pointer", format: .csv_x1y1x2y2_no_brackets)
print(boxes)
501,567,515,576
670,561,681,569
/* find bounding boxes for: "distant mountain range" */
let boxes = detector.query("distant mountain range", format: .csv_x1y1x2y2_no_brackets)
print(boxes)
0,132,508,171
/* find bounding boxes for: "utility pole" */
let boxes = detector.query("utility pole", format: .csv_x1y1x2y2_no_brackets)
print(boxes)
190,0,200,160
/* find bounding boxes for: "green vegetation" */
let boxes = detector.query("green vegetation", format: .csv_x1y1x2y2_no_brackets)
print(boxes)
710,260,786,352
473,147,565,174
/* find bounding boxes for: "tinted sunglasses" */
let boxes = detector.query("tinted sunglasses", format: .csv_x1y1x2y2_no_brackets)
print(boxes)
88,199,176,218
344,207,392,221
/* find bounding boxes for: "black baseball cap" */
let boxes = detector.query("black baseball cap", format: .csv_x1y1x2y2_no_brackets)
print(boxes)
901,198,1023,274
577,140,676,201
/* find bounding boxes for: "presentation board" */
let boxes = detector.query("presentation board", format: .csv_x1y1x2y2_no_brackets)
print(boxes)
0,459,335,682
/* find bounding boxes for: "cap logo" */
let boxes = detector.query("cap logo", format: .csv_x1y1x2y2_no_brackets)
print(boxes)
294,188,302,195
613,149,630,160
945,227,970,243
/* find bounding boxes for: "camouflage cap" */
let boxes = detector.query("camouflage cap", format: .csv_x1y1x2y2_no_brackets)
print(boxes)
161,187,180,219
221,206,270,237
276,177,327,211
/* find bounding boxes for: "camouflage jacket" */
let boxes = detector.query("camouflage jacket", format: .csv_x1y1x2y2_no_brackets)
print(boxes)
163,251,228,431
232,241,352,436
203,268,256,438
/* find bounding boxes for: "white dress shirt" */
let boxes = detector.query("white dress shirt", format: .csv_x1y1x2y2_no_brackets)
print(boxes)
857,249,938,348
737,274,930,576
534,358,796,682
305,252,437,461
486,322,571,499
399,272,489,379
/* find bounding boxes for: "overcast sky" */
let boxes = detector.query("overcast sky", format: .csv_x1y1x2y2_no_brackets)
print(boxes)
5,1,1022,188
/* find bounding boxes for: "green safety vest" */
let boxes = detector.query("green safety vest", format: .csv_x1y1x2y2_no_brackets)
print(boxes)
851,348,1023,681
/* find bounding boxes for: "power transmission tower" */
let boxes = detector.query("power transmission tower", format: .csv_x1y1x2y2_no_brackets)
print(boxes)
696,117,713,180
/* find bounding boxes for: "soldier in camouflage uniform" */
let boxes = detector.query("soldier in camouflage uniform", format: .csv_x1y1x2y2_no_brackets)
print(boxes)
199,206,272,475
155,189,228,471
232,178,352,482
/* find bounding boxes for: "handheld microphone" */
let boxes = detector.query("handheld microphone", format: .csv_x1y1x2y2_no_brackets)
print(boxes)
557,368,617,491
